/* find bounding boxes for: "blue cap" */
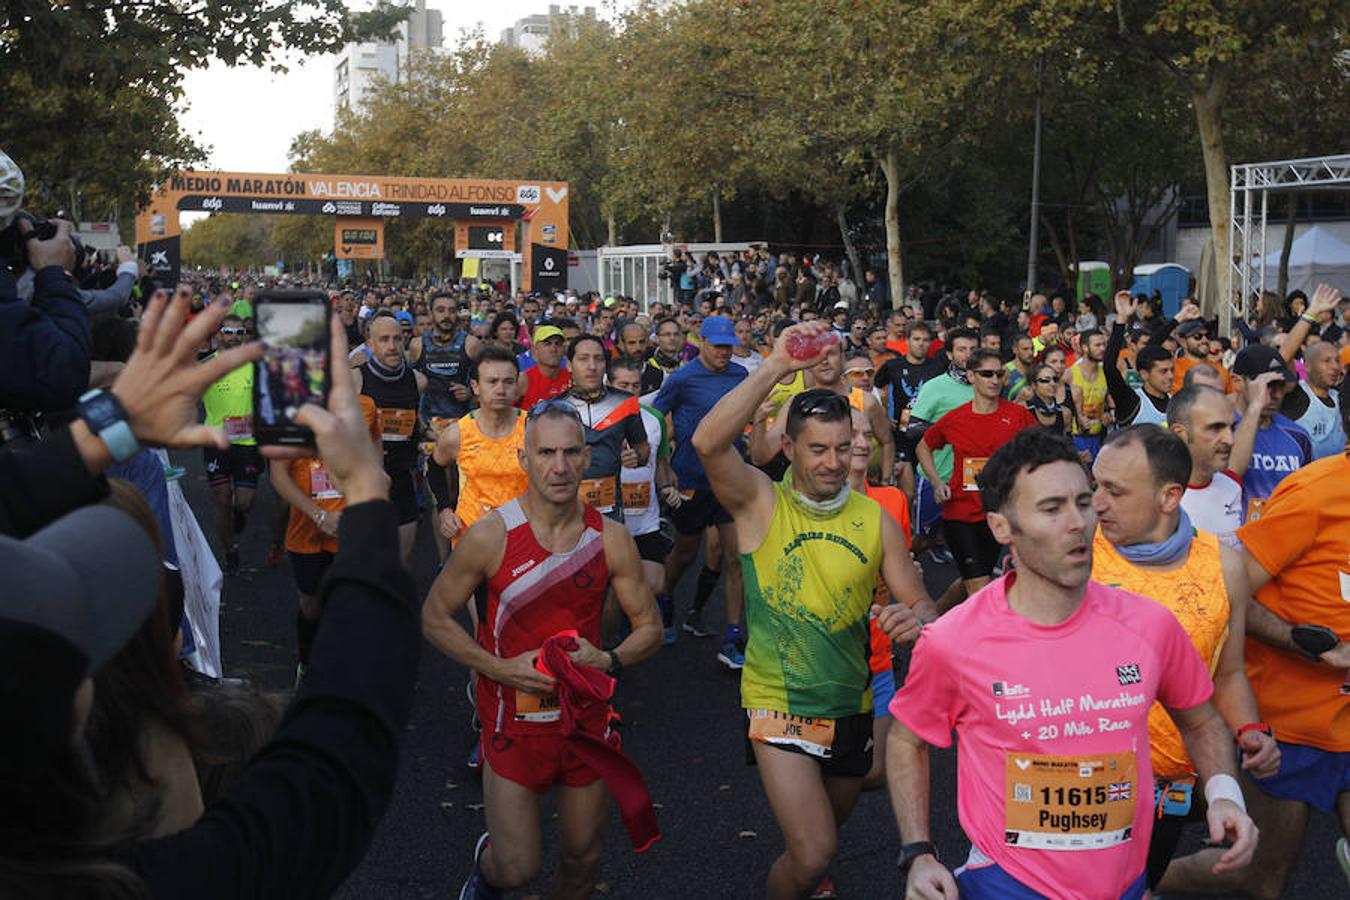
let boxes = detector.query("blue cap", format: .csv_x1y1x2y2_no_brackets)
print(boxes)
395,310,415,326
700,315,737,345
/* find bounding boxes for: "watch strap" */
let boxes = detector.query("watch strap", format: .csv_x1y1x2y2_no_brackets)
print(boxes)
1236,722,1272,739
78,389,140,463
897,840,938,873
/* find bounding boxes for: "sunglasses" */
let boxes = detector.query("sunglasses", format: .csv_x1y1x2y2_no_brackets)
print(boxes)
219,327,247,336
791,390,850,418
845,368,874,377
526,398,583,423
1035,377,1056,384
972,369,1004,379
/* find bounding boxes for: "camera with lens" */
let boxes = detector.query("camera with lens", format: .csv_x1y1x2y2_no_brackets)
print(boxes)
0,210,86,276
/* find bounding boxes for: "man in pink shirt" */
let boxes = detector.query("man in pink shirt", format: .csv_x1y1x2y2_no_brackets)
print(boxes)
885,428,1259,899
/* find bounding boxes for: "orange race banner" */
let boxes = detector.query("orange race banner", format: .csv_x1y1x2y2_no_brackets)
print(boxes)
136,171,569,290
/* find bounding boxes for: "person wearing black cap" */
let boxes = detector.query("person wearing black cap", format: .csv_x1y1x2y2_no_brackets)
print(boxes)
1229,344,1312,522
1171,310,1233,394
0,312,421,900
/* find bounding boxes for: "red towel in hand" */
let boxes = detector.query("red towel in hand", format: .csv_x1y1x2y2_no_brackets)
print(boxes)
537,633,661,852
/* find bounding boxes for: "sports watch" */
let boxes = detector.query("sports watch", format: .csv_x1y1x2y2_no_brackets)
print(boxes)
897,840,939,874
78,389,140,463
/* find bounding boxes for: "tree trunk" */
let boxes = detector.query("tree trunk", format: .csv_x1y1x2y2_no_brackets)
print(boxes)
607,211,617,247
879,145,903,310
712,190,723,243
1277,194,1296,299
1192,68,1233,318
836,204,864,293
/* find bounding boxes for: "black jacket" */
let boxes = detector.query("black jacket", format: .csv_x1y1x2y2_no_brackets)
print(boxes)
0,265,91,412
130,500,420,899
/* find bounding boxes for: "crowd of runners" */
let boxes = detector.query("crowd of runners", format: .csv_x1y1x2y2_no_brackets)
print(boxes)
175,259,1350,900
2,208,1348,899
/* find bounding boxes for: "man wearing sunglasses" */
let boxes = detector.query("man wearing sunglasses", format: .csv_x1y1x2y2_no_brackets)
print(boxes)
917,349,1036,608
692,320,934,900
1172,314,1234,394
201,314,261,575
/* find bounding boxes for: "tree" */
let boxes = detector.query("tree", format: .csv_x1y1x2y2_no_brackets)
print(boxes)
0,0,405,222
1031,0,1350,315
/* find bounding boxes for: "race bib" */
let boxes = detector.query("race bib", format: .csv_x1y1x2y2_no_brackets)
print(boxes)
515,689,561,723
223,415,253,441
378,407,416,442
1083,400,1104,420
579,476,618,511
309,463,341,500
962,457,988,492
1005,750,1137,850
1247,496,1268,522
747,709,836,758
621,480,652,510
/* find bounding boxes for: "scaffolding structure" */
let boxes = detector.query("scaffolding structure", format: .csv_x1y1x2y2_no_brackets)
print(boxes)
1225,153,1350,335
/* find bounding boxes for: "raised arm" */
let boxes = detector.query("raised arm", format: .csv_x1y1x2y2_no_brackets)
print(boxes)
1280,283,1341,364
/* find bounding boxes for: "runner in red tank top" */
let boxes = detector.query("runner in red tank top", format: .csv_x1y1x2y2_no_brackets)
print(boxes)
423,401,661,900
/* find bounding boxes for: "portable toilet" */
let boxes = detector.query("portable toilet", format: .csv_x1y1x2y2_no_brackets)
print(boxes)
1075,261,1112,303
1128,263,1190,319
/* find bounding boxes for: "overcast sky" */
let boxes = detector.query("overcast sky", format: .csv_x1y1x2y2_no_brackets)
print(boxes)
179,2,624,174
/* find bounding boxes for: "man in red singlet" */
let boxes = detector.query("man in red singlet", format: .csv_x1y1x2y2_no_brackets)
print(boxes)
422,401,662,900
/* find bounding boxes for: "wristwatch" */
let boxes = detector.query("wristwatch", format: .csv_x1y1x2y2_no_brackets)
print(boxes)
605,649,624,679
78,389,140,463
897,840,939,874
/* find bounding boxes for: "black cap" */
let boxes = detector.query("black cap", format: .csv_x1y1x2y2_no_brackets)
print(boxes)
1232,345,1297,382
1175,319,1209,337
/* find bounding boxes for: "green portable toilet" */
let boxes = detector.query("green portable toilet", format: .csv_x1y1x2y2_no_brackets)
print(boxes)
1076,261,1112,302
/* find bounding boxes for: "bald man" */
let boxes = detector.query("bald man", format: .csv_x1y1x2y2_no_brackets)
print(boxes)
616,322,651,361
1280,340,1345,459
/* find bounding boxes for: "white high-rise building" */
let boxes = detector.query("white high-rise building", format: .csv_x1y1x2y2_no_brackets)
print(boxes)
334,0,445,115
499,5,596,56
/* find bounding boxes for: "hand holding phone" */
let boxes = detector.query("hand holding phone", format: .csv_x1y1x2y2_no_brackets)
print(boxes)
253,289,332,445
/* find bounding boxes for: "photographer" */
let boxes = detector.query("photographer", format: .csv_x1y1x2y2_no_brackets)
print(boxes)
79,245,142,315
0,310,420,899
0,150,93,413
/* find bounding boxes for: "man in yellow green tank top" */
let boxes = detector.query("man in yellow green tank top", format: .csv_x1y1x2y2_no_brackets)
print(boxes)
1069,328,1110,460
1089,425,1279,892
201,314,261,575
693,320,937,900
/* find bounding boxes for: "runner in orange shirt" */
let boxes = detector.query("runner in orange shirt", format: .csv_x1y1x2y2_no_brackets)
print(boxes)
430,345,528,547
269,393,381,681
1160,415,1350,896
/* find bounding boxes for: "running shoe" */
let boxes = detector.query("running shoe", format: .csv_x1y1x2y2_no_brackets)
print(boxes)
717,641,745,670
466,739,481,771
294,663,307,688
223,548,240,576
683,610,713,638
458,832,502,900
810,876,837,899
1338,836,1349,884
924,545,954,565
162,464,187,482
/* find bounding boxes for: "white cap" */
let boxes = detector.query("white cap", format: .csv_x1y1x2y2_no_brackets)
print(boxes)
0,150,25,231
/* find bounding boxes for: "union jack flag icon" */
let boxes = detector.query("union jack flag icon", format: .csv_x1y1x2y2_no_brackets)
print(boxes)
1108,782,1132,801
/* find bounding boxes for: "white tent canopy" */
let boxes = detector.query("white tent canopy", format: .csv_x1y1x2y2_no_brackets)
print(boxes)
1257,224,1350,295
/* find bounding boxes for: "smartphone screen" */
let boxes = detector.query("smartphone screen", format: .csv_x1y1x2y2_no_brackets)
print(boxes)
253,289,330,445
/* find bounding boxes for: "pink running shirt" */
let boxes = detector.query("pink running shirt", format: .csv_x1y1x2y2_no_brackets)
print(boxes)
889,575,1213,899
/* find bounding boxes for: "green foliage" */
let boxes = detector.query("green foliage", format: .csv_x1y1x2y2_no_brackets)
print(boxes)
0,0,406,220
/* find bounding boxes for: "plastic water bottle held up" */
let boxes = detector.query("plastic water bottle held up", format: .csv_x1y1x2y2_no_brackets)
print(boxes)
785,329,839,361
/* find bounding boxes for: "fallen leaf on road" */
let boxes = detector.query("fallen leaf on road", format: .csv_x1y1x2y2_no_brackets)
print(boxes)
440,802,454,809
718,784,730,791
466,803,484,812
738,830,757,839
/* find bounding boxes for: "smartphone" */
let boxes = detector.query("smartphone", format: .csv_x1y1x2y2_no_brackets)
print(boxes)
253,289,331,445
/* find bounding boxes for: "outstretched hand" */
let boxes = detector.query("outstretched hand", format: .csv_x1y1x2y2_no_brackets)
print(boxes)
111,293,262,449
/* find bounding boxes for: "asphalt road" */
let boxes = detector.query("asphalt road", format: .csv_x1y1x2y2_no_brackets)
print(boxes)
179,455,1343,899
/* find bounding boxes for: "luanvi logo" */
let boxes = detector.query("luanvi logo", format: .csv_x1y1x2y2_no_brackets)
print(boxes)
1116,664,1141,686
